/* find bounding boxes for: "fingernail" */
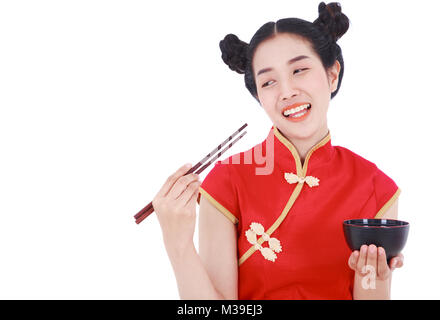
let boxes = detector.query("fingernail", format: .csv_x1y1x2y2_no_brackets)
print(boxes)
369,245,376,254
185,163,192,168
379,247,384,255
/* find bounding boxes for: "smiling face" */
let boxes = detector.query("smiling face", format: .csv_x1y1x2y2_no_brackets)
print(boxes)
253,32,340,143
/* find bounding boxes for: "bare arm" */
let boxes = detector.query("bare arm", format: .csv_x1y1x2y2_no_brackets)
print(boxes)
198,194,238,300
165,239,226,300
162,193,238,300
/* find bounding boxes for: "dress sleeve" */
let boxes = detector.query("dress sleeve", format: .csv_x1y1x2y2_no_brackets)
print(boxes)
373,166,401,218
196,161,240,224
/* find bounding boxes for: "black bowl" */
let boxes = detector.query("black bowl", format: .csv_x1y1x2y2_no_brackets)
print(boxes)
343,219,409,264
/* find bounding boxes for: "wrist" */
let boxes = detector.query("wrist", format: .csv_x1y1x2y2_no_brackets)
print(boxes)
353,272,391,300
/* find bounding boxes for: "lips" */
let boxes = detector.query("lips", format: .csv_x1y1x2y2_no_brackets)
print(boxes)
281,102,312,116
280,102,312,123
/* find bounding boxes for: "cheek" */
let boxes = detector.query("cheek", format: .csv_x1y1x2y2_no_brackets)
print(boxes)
259,99,279,121
304,72,328,92
257,90,276,110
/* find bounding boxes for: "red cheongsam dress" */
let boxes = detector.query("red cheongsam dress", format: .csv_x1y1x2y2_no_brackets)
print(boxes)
197,125,401,300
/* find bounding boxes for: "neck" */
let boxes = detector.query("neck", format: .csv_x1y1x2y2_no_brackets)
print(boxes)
280,126,330,166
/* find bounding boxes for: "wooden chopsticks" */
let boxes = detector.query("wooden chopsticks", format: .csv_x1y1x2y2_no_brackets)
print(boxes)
134,123,248,224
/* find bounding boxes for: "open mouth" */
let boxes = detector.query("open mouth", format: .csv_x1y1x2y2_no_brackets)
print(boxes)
282,103,312,119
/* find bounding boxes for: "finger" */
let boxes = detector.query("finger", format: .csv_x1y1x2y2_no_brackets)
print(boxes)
178,180,201,206
389,258,397,271
377,247,390,280
184,183,200,208
395,253,405,268
348,250,359,270
356,245,368,274
157,163,192,197
348,251,357,270
168,173,200,200
366,244,378,276
390,254,404,271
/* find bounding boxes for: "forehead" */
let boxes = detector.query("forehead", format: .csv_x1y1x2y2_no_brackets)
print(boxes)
252,33,318,71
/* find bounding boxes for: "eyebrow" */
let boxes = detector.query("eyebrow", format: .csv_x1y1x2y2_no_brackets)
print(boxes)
256,55,310,77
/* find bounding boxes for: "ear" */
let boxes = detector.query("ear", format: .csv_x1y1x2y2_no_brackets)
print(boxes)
328,60,341,93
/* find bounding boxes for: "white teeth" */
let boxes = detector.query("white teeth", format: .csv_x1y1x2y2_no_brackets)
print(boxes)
291,110,307,118
283,104,310,116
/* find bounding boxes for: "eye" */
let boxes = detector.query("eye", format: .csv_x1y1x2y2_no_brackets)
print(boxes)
262,80,274,88
261,68,309,88
294,68,308,74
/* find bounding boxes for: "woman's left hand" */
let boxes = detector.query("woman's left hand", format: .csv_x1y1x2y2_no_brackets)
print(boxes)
348,244,404,281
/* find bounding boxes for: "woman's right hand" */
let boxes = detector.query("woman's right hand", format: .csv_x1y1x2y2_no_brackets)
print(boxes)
152,163,201,255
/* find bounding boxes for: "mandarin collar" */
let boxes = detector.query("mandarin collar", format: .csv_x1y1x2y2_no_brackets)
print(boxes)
270,125,334,176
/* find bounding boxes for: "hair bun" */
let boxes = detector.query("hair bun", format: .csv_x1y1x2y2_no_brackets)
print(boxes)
313,2,349,42
219,34,248,74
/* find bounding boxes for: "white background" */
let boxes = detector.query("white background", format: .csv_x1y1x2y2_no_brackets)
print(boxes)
0,0,438,299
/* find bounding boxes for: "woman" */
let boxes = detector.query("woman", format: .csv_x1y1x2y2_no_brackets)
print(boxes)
152,2,404,300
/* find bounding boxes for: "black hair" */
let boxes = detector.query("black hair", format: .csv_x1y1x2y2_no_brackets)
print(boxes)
219,2,350,102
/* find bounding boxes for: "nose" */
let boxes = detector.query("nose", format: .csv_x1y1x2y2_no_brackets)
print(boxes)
280,80,300,100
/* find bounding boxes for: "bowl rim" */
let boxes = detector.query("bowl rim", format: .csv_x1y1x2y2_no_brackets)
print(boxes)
343,218,409,228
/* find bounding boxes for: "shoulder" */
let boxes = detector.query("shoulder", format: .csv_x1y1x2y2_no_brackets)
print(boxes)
201,142,258,189
334,146,396,181
208,139,265,175
333,145,400,218
333,145,379,174
335,146,400,197
333,145,399,192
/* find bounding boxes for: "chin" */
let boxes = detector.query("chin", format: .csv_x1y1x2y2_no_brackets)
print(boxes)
278,122,318,141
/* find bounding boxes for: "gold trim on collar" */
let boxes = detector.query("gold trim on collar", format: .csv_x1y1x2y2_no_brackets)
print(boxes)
273,126,331,176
